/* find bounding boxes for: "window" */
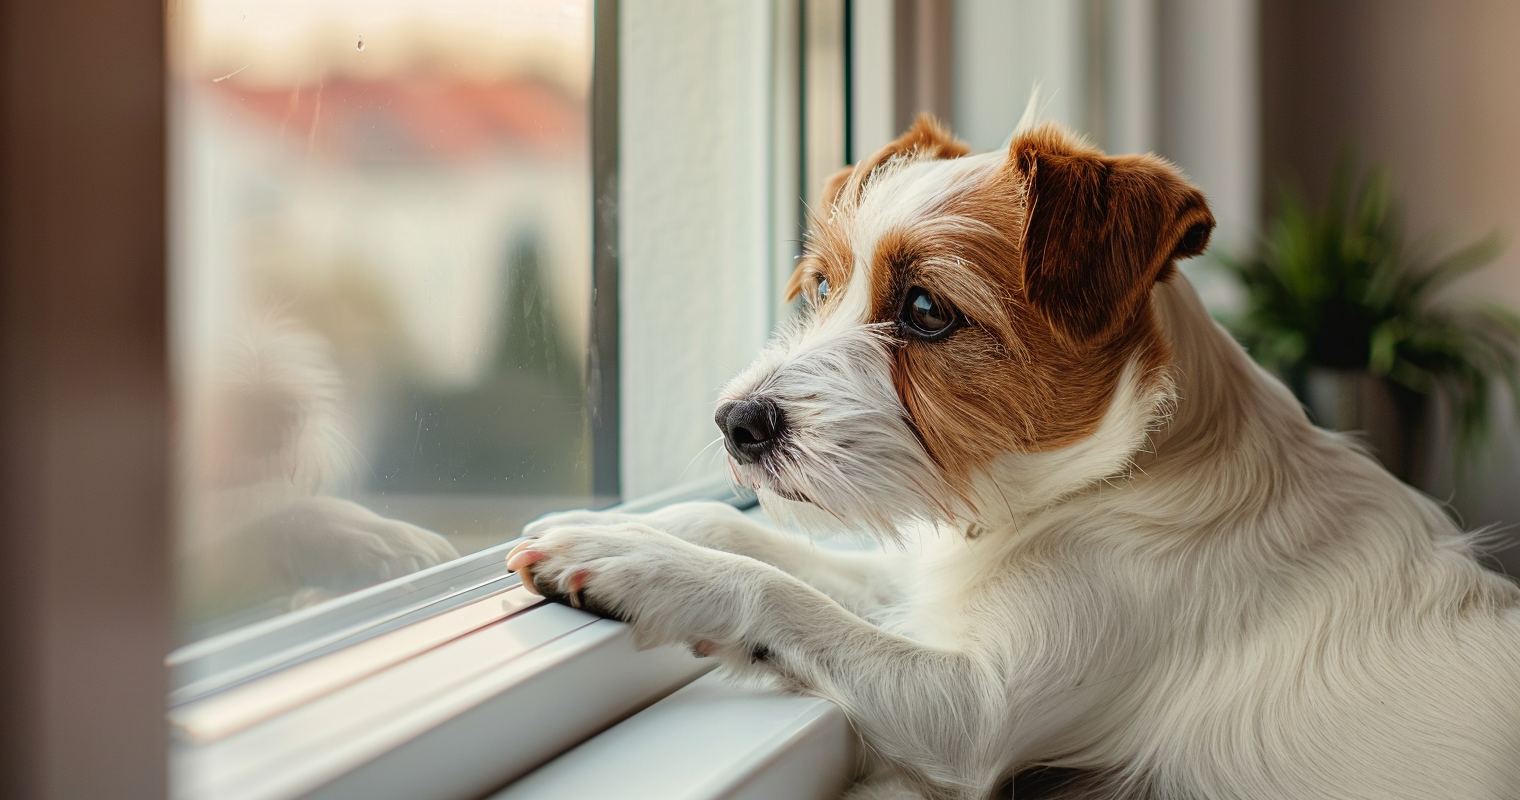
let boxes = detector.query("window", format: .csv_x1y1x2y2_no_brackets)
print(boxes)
165,2,818,795
165,0,794,762
170,0,608,646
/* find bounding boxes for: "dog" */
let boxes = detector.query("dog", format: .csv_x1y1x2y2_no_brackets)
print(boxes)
507,116,1520,799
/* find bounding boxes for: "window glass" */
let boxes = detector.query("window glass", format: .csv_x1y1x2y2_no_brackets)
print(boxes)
170,0,600,642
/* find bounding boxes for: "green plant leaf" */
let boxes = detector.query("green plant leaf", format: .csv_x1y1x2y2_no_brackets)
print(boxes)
1216,149,1519,466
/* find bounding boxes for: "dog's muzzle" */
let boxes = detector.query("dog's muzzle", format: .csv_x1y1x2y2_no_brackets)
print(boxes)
715,398,785,464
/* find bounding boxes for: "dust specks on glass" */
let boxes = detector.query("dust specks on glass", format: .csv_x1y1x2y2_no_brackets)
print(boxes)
171,0,601,645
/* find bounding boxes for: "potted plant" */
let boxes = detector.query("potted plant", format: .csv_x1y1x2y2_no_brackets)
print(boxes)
1219,155,1520,484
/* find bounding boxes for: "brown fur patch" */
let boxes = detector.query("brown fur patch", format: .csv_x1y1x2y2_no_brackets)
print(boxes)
790,113,970,303
1012,124,1214,343
789,121,1215,488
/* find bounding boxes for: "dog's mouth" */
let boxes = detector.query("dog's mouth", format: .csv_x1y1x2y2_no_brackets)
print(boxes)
728,460,814,506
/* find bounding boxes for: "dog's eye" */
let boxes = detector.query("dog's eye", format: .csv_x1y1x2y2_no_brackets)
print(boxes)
815,276,830,304
900,287,962,340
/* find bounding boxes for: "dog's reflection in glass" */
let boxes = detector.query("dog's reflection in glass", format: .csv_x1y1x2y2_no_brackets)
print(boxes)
179,313,456,635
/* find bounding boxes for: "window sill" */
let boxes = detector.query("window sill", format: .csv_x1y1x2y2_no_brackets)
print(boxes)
174,599,711,800
494,671,854,800
169,478,856,800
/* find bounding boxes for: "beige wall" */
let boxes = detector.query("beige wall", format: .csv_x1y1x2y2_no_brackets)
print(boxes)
1263,0,1520,568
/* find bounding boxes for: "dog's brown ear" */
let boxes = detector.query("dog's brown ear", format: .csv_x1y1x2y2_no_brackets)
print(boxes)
891,113,970,160
821,113,969,213
819,164,856,210
1010,124,1214,343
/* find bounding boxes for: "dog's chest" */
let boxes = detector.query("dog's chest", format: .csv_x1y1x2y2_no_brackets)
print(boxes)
890,533,1009,648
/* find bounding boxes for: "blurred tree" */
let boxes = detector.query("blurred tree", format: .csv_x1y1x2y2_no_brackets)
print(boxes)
369,227,590,495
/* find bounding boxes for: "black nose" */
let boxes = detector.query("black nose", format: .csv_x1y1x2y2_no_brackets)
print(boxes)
715,398,784,464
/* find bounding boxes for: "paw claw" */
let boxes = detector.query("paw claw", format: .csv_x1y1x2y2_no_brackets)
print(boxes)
505,547,544,571
517,566,542,596
506,542,549,595
565,570,592,609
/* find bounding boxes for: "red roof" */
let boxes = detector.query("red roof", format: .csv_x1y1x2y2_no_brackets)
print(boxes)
205,76,587,164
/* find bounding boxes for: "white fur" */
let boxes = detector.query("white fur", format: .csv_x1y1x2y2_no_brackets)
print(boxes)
850,152,1002,253
518,213,1520,799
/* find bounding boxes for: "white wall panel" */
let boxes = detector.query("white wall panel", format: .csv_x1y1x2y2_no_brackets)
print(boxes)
952,0,1085,153
620,1,776,497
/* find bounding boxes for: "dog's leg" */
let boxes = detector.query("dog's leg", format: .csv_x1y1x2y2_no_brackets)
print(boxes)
521,501,900,617
508,523,1011,791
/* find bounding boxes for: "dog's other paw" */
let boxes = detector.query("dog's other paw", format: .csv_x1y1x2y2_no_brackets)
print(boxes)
506,523,740,648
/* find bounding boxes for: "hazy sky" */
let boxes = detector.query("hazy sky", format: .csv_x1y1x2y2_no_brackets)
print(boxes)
177,0,590,89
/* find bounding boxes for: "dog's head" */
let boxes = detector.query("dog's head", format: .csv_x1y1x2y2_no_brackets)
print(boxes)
718,116,1214,537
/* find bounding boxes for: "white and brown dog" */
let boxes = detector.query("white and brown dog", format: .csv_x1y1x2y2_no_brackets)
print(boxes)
508,117,1520,799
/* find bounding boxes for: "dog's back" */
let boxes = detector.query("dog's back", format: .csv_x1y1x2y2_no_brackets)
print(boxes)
1047,278,1520,798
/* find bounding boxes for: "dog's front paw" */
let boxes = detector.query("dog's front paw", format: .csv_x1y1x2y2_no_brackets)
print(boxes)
505,523,740,648
521,501,746,550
